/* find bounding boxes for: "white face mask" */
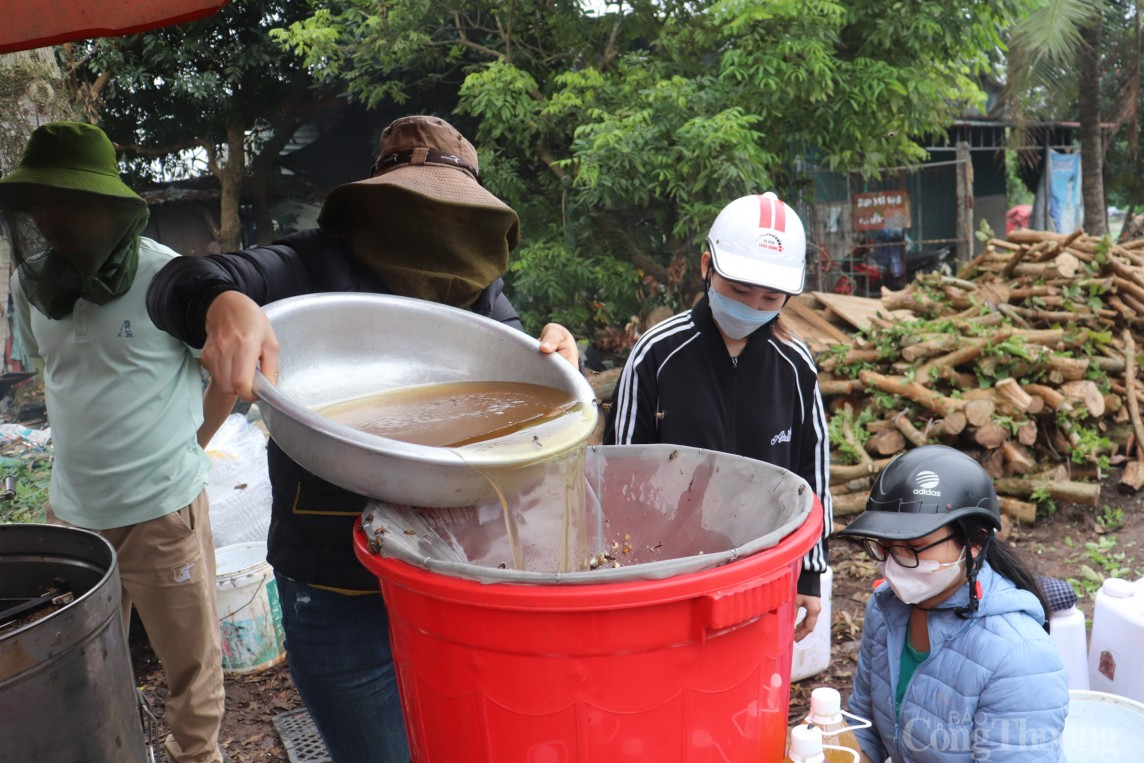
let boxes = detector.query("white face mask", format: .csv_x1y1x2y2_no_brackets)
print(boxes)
876,550,966,605
707,288,779,340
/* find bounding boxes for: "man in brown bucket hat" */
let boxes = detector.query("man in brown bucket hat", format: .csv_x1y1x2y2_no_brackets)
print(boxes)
147,115,579,762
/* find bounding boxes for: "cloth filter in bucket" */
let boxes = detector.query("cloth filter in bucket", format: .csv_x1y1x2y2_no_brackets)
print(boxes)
215,541,286,674
359,443,812,583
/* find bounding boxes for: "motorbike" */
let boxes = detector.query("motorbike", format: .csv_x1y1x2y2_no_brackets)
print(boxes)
832,241,953,295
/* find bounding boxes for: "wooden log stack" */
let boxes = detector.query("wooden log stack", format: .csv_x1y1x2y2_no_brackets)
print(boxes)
821,227,1144,522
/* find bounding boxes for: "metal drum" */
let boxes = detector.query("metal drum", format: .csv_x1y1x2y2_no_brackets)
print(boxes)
0,523,147,762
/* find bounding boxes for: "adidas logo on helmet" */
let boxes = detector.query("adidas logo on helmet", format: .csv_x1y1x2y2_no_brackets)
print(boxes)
912,470,942,497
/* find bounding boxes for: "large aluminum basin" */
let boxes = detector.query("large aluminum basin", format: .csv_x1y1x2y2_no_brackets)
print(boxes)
252,293,599,507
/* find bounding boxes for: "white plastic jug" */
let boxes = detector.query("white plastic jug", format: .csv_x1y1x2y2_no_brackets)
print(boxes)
1050,605,1090,691
792,565,833,682
1088,577,1144,703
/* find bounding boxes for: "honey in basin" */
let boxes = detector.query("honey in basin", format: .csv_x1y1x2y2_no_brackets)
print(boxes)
314,381,584,450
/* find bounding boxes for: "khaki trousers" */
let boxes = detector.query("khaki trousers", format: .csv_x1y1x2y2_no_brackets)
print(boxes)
48,491,225,763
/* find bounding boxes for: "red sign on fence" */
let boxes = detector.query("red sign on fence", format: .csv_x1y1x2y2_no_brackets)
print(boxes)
853,190,911,231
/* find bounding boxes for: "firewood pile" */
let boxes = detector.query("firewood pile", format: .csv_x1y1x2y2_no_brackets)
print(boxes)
820,228,1144,523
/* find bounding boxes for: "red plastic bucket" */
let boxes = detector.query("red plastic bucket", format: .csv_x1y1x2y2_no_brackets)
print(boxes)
353,494,823,762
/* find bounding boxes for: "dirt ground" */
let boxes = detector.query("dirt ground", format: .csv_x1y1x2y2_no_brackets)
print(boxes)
131,631,303,762
121,465,1144,761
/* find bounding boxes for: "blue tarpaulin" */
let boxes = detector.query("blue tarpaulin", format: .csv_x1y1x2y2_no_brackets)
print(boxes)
1032,148,1084,233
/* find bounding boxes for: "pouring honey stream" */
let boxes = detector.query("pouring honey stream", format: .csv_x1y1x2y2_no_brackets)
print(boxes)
316,380,593,573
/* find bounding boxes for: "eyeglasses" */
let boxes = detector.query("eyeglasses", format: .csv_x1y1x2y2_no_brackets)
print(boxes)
861,532,958,568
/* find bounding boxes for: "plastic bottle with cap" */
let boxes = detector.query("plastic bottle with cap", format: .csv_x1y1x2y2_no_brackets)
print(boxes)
782,724,826,763
782,722,863,763
794,687,866,763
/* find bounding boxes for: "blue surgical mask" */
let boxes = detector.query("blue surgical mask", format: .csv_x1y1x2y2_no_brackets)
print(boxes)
707,288,779,340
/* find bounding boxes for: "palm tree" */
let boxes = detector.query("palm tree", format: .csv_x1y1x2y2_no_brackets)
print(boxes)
1005,0,1140,236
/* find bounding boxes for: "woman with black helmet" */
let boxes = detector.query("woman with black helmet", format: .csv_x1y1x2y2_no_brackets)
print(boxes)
837,445,1068,763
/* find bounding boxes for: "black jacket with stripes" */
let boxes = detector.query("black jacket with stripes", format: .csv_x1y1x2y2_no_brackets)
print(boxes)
603,294,832,596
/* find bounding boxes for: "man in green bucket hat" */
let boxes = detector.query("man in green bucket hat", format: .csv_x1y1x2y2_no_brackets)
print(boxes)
0,122,234,763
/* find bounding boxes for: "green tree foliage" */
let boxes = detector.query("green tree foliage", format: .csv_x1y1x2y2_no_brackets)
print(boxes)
1096,1,1144,218
64,0,337,248
275,0,1032,346
507,239,641,338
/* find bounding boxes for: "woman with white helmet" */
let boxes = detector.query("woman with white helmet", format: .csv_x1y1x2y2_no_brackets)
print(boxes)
604,192,832,640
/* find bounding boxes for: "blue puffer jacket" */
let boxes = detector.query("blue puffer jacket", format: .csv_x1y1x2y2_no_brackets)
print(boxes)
848,561,1068,762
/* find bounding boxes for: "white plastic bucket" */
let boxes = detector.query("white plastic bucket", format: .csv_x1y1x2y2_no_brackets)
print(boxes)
1088,577,1144,702
1062,689,1144,762
792,565,832,682
1050,605,1090,691
215,542,286,674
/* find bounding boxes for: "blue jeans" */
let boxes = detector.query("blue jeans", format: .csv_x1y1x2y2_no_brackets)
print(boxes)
276,574,411,763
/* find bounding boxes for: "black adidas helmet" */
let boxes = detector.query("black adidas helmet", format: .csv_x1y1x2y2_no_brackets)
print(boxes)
837,445,1001,542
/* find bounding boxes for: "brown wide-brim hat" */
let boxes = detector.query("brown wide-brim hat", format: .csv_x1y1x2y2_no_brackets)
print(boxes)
318,115,520,249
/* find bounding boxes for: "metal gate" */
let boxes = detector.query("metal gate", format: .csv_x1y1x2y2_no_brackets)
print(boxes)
803,154,973,296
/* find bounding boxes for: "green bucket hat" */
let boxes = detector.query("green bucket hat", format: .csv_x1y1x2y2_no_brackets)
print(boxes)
0,122,144,212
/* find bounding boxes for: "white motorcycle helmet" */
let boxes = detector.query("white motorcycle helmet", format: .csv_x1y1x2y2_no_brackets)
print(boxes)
705,192,807,294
